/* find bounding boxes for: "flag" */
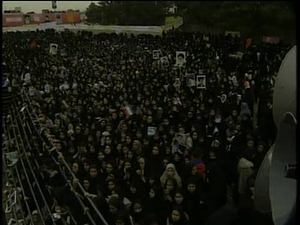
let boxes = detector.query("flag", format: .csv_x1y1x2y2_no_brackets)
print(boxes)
29,40,37,50
245,38,252,48
122,106,133,118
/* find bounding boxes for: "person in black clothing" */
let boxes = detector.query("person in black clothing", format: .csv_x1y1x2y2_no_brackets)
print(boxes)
166,205,190,225
206,185,239,225
236,176,274,225
252,141,267,172
3,29,288,225
205,151,228,214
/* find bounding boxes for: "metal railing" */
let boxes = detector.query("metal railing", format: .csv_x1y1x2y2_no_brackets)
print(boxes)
3,90,71,224
3,90,38,224
3,85,109,224
12,98,79,225
20,87,109,225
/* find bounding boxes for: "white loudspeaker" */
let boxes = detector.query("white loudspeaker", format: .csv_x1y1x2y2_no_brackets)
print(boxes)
254,46,297,225
270,112,296,225
272,46,297,129
254,144,274,213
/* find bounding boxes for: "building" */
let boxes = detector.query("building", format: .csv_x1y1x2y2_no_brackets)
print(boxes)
2,10,82,27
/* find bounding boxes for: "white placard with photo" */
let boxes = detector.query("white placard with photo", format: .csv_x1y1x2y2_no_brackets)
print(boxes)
196,75,206,89
5,190,17,214
28,86,35,96
147,127,157,136
60,48,67,56
236,51,244,59
24,15,31,24
176,51,186,67
245,73,252,80
186,73,196,87
160,56,169,67
5,151,18,167
49,43,58,55
152,50,160,60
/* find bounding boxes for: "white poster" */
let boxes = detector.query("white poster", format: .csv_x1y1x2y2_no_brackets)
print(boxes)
60,49,67,56
6,17,22,22
40,21,57,30
160,56,169,67
147,127,157,136
123,106,133,118
163,84,169,91
49,43,58,55
229,52,243,59
24,15,31,24
196,75,206,89
176,51,186,67
5,151,18,167
28,86,35,96
236,51,244,59
34,15,40,22
245,73,252,80
55,13,62,24
203,35,209,41
5,190,16,214
186,73,196,87
152,50,160,60
45,14,50,22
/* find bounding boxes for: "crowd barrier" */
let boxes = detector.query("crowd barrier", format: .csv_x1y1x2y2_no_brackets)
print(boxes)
2,23,163,36
3,87,109,225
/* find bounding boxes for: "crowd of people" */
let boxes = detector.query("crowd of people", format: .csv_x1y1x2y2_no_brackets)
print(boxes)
3,28,291,225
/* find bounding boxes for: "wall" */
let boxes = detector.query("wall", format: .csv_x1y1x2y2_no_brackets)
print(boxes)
3,12,81,27
3,13,24,27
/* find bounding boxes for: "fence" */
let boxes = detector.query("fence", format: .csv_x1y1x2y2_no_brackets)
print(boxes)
2,17,184,36
2,23,165,36
2,87,109,225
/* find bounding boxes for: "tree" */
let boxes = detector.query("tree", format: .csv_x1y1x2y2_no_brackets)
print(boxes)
174,1,295,39
84,0,295,43
85,1,172,25
85,2,103,24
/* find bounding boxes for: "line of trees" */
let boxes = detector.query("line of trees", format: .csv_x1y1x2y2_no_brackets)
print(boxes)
85,1,295,38
85,1,172,26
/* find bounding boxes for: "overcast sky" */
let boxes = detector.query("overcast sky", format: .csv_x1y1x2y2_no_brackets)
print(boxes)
3,1,94,13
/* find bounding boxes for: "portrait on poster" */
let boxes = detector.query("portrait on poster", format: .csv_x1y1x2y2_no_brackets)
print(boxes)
186,73,196,87
49,43,58,55
160,56,169,67
152,50,160,60
176,51,186,67
196,75,206,89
